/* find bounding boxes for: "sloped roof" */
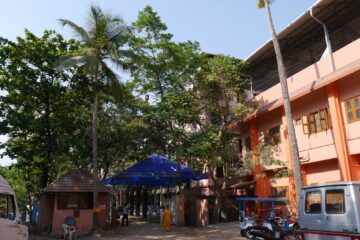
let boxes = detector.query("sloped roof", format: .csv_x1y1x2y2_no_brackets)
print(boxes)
43,169,109,193
245,0,337,63
0,174,15,195
246,0,360,91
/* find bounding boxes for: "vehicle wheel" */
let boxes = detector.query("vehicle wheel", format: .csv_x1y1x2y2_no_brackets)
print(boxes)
240,230,245,237
244,229,253,239
281,234,291,240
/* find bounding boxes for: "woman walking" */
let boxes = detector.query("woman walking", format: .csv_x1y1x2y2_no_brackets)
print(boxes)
162,206,171,230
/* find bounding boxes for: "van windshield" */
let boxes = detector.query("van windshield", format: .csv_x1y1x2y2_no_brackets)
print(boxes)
0,194,16,220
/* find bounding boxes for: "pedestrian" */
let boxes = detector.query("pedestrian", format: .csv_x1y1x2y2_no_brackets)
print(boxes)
159,206,164,226
122,203,129,226
162,205,171,230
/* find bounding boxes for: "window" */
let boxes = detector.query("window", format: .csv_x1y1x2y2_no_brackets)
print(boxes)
0,194,15,220
58,193,93,210
302,108,331,134
302,116,310,134
326,189,345,214
295,118,302,126
305,191,321,214
265,126,281,145
271,186,288,198
345,96,360,123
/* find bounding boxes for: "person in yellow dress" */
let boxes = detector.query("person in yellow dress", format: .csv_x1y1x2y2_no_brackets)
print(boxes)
162,205,171,230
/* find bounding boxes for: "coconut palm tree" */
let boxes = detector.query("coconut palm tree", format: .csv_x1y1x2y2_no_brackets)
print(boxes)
257,0,303,205
58,5,131,230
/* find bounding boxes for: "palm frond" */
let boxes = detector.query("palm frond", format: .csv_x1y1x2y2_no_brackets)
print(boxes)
78,46,98,57
58,19,90,43
55,54,87,69
257,0,274,8
106,53,133,71
86,5,105,38
105,42,119,59
58,4,133,86
106,23,131,41
89,4,103,25
81,56,102,75
257,0,265,8
101,63,124,103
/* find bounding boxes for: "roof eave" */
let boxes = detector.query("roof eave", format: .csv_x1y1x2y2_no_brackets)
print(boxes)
245,0,335,63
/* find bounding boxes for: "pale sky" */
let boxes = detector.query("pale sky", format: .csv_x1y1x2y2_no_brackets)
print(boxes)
0,0,317,166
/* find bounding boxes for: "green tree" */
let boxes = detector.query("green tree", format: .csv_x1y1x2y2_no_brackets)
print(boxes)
257,0,302,206
0,30,88,217
184,55,252,223
58,5,131,229
240,141,289,197
97,83,151,178
129,6,204,158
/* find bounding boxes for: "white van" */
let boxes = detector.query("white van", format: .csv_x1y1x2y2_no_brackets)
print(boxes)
0,174,28,240
298,182,360,240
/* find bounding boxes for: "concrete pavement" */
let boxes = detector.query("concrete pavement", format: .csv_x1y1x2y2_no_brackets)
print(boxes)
30,220,245,240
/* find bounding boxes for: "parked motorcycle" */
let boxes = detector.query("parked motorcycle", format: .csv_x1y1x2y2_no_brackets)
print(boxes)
246,219,291,240
240,216,256,237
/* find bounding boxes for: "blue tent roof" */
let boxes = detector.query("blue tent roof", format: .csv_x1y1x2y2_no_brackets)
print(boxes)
102,154,208,186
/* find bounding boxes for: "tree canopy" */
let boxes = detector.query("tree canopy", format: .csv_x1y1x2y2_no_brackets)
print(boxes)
0,5,282,224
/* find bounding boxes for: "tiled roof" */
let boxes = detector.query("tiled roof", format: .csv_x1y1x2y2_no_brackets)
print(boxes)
43,169,109,193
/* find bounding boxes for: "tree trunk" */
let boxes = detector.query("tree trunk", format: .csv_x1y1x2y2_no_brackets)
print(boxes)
142,187,148,217
209,167,221,224
41,166,49,189
135,187,141,216
212,182,220,223
130,187,135,215
92,83,99,231
264,0,303,205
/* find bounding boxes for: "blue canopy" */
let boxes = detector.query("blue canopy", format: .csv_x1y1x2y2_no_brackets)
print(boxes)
102,154,208,186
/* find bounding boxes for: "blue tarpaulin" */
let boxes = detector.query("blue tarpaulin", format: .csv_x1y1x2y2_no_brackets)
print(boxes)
102,154,208,186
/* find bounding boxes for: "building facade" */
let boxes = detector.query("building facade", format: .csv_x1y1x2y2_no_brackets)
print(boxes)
239,0,360,211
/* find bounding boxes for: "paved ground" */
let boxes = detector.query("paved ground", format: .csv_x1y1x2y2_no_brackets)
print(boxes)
30,219,245,240
100,221,244,240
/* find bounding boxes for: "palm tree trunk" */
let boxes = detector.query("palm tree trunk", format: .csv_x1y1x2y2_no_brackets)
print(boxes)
264,0,303,204
92,82,99,230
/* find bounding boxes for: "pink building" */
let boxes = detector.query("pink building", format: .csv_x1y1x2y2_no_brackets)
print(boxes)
38,169,109,234
239,0,360,213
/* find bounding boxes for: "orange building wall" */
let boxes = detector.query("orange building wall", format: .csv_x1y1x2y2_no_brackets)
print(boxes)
243,37,360,206
250,120,271,198
339,71,360,155
254,38,360,110
303,159,341,185
256,109,287,164
290,88,338,163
